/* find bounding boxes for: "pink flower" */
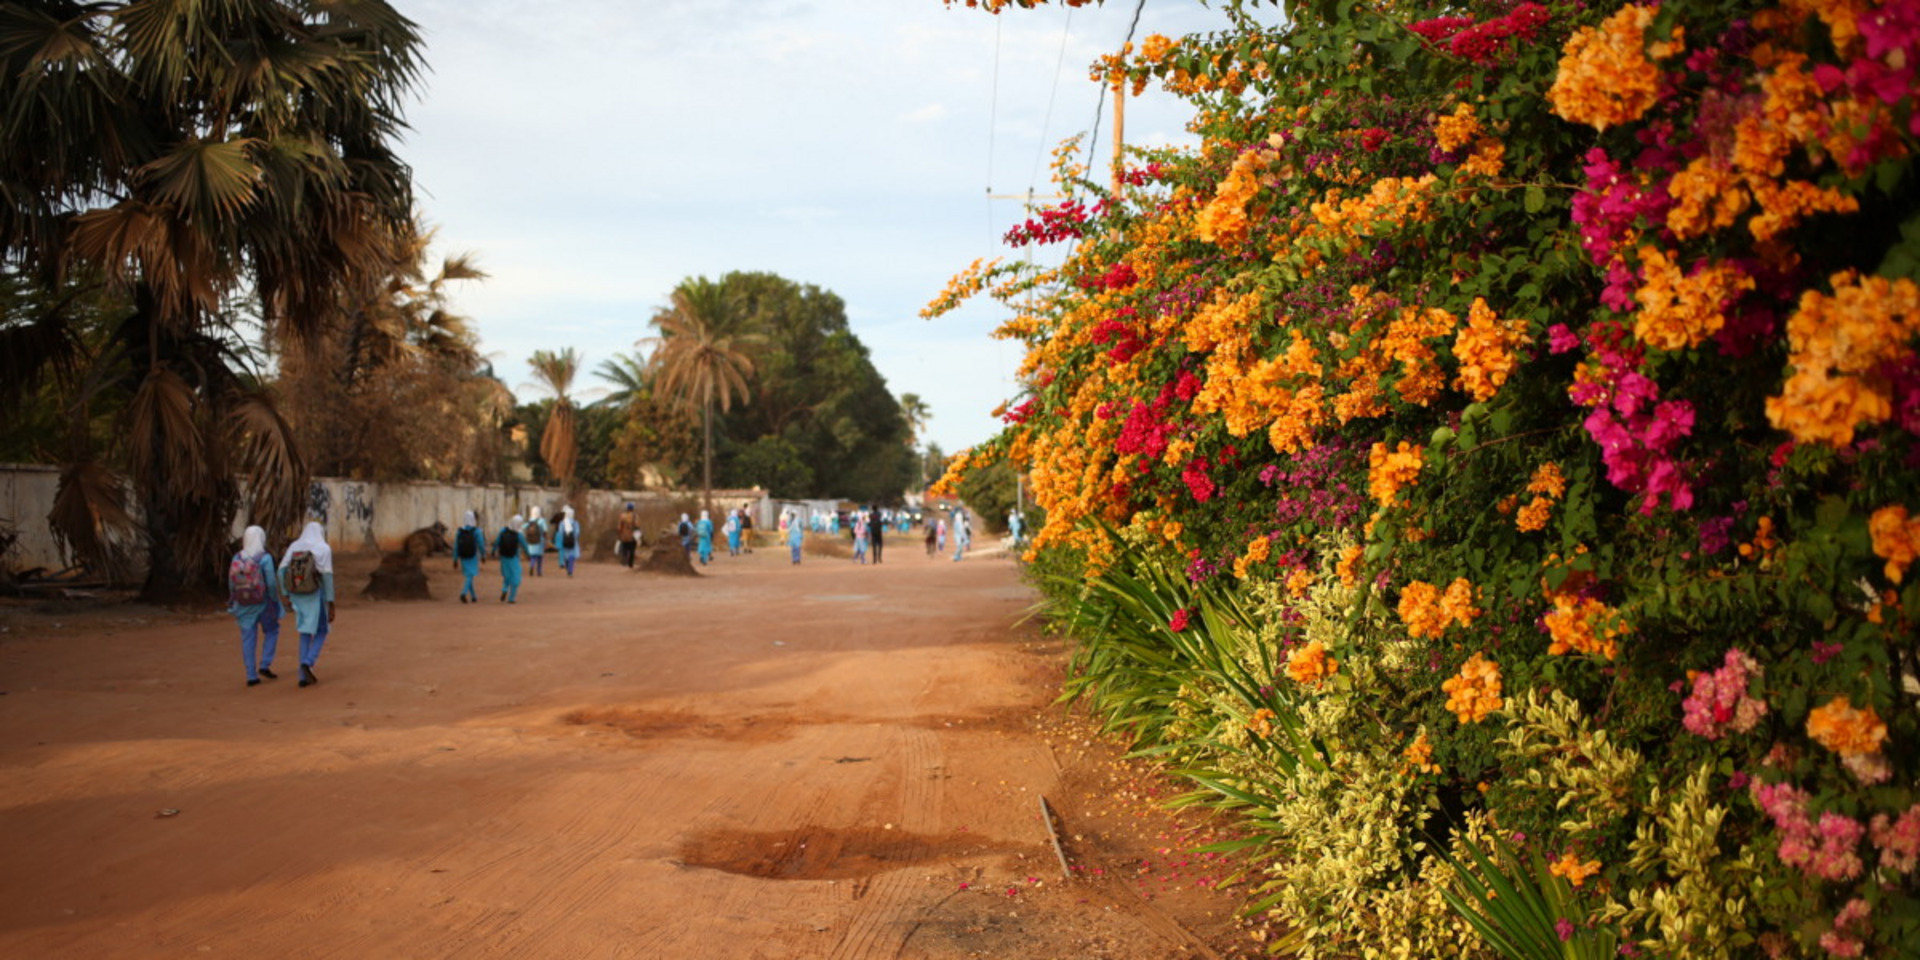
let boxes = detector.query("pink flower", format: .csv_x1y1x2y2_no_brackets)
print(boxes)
1681,649,1767,739
1819,898,1871,958
1169,608,1192,633
1871,804,1920,873
1555,918,1575,941
1548,324,1581,354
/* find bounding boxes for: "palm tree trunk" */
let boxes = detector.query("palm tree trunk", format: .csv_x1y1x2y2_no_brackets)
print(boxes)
702,387,714,516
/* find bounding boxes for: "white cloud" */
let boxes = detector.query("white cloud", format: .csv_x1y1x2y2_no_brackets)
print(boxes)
403,0,1228,453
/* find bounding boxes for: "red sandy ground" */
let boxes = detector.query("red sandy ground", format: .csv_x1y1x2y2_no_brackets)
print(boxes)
0,541,1263,958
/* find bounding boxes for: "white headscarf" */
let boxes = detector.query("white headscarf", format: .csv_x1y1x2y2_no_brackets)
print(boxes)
680,512,690,523
510,514,524,529
282,520,333,574
240,525,267,559
563,505,575,520
463,510,477,527
530,505,543,521
699,510,709,522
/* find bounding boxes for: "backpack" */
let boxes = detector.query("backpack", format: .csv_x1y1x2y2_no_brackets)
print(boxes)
228,553,268,606
456,526,479,559
499,528,521,559
286,550,322,595
560,524,577,549
526,521,544,548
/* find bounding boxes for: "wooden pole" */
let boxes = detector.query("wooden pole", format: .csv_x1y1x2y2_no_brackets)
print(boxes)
1111,78,1126,194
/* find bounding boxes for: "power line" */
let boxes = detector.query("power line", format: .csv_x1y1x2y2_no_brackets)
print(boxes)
1087,0,1147,186
1028,4,1076,193
986,15,1002,245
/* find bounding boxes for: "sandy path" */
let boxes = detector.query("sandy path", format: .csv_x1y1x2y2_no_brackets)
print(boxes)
0,543,1250,958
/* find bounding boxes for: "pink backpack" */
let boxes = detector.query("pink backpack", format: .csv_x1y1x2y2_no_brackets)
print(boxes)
228,554,268,605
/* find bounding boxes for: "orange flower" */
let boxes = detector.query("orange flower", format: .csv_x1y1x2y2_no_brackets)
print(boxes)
1285,639,1339,687
1401,731,1440,776
1808,696,1888,758
1452,298,1530,401
1549,4,1683,132
1367,440,1425,506
1516,496,1554,532
1337,544,1365,589
1766,271,1920,446
1401,578,1480,639
1632,247,1754,351
1544,594,1629,660
1870,505,1920,583
1433,103,1483,153
1442,652,1503,723
1527,462,1568,499
1549,852,1603,888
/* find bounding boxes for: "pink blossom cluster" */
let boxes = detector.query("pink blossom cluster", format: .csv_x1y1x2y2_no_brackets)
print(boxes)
1871,804,1920,874
1819,898,1872,958
1182,456,1217,502
1751,780,1864,882
1681,648,1767,739
1004,198,1109,247
1569,147,1674,268
1571,343,1696,513
1812,0,1920,164
1406,3,1548,65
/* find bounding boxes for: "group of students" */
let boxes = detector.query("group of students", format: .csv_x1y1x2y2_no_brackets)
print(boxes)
222,521,338,689
222,505,586,688
450,505,583,603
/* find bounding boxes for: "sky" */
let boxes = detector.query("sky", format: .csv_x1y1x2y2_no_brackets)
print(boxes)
399,0,1234,456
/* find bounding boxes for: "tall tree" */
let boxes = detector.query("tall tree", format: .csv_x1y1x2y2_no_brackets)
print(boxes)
525,348,587,487
0,0,424,598
644,277,761,514
276,217,492,481
899,393,932,448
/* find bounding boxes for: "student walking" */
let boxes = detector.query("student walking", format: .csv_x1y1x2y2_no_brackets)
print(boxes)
852,510,868,564
725,509,743,557
454,510,484,602
496,515,525,603
226,525,281,687
696,510,715,565
786,510,805,564
924,521,937,557
525,505,549,577
869,506,885,564
278,521,335,688
952,509,970,562
616,503,638,568
555,506,582,576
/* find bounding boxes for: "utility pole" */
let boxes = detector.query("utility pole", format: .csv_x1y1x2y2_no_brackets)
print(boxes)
1112,76,1126,194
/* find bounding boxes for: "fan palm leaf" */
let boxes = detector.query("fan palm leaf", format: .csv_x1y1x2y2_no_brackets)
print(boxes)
48,457,139,581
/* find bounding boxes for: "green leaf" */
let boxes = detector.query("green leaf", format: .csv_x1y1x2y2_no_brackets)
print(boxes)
1523,185,1545,214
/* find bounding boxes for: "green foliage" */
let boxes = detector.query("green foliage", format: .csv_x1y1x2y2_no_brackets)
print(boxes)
944,0,1920,954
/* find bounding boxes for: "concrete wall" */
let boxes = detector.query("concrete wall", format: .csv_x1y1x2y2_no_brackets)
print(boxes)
0,463,770,576
0,465,66,576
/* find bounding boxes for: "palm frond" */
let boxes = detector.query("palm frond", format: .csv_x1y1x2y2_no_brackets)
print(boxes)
126,365,209,496
48,457,140,582
137,137,264,223
223,387,307,535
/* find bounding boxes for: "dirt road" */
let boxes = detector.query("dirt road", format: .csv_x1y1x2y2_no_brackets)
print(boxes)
0,543,1253,958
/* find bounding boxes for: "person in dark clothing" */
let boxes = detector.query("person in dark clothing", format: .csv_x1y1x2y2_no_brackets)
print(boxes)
869,506,885,564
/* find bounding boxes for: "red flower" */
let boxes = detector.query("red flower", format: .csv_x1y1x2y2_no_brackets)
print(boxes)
1169,608,1192,632
1359,127,1389,152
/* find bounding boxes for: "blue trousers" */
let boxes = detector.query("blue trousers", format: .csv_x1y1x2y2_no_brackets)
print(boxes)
299,614,330,668
240,602,280,682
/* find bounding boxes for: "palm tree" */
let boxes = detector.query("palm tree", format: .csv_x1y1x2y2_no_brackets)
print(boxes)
899,393,931,447
525,348,587,487
0,1,423,598
643,278,762,514
592,351,651,410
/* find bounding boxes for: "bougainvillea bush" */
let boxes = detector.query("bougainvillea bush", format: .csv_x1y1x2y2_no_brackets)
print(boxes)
932,0,1920,956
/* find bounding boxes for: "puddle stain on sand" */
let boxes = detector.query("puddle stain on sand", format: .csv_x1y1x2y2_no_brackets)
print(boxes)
557,707,794,744
678,825,1037,881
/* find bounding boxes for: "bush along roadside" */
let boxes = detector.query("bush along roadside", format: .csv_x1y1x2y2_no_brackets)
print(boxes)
931,1,1920,957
